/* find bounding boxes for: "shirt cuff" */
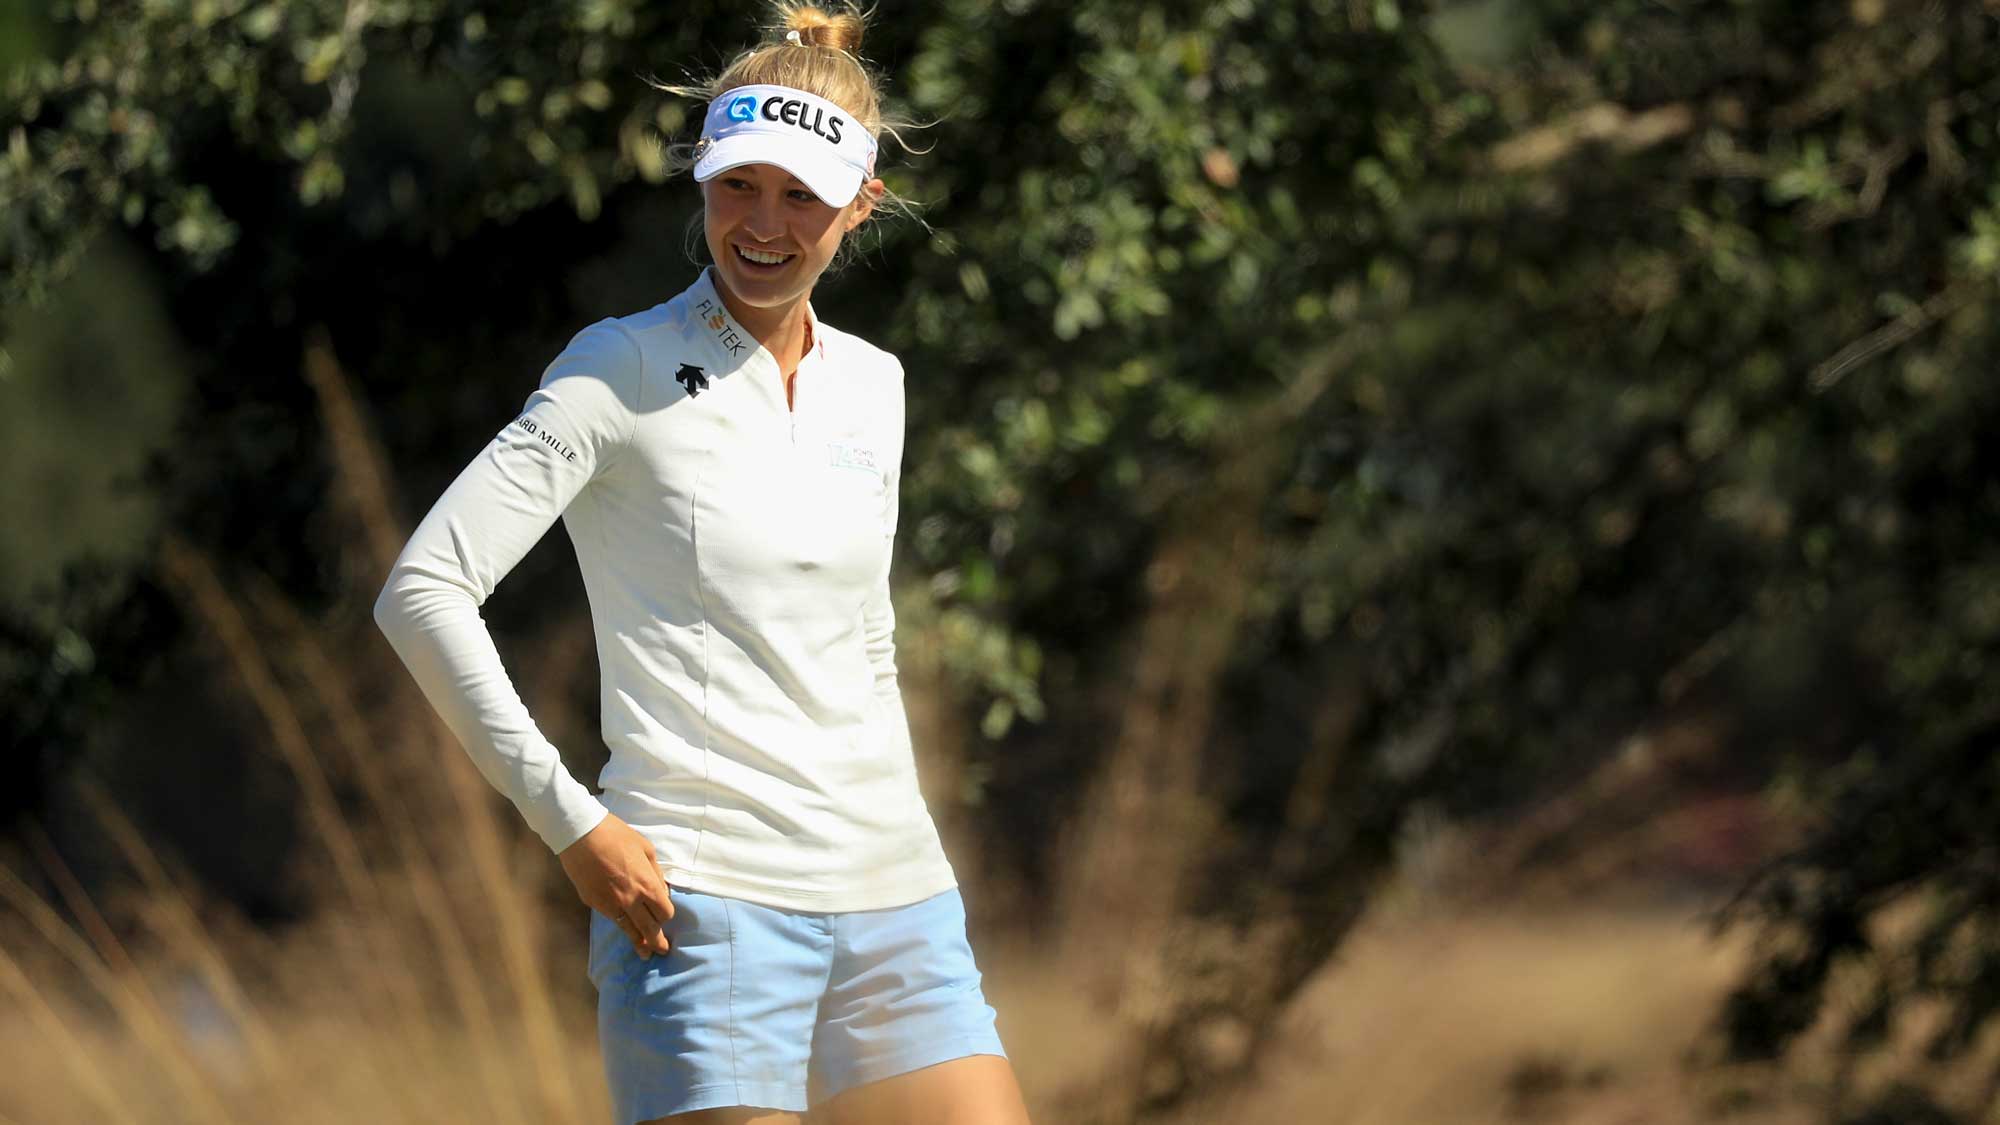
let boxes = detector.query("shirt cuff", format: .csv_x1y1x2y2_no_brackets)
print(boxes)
527,776,611,854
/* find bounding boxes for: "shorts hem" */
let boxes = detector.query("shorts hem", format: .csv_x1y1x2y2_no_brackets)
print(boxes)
621,1080,808,1123
813,1032,1009,1104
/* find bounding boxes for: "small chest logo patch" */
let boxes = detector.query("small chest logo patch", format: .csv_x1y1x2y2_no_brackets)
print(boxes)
675,363,710,397
827,442,879,474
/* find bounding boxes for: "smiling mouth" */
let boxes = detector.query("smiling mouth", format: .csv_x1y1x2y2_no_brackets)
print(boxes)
734,244,795,268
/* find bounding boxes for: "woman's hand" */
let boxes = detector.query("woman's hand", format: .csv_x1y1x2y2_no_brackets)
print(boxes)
559,813,674,959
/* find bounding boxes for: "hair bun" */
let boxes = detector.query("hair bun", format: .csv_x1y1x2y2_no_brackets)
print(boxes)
782,2,865,54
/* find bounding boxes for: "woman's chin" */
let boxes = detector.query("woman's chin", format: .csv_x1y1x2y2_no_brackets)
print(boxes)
717,260,807,307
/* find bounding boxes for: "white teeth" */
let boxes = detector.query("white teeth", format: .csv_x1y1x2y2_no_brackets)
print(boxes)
737,246,791,265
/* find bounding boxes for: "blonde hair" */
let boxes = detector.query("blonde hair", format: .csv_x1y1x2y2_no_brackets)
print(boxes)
655,2,925,225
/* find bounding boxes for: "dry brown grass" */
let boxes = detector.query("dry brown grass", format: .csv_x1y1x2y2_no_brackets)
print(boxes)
2,852,1830,1125
0,331,607,1124
1162,901,1796,1125
0,329,1947,1125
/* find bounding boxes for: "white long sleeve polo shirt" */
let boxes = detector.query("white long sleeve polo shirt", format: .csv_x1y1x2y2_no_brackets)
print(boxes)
374,268,956,913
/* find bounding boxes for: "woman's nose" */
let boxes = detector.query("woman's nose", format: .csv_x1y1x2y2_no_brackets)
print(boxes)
744,193,785,240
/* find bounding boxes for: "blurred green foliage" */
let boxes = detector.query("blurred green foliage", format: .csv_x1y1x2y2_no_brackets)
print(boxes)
0,1,52,78
0,237,185,619
6,0,2000,1116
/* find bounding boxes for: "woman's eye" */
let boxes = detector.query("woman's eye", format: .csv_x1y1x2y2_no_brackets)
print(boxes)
788,189,816,202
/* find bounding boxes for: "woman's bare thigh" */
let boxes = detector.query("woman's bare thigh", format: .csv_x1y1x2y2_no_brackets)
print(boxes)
818,1054,1031,1125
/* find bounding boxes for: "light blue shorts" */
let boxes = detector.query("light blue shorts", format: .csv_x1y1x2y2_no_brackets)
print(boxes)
586,885,1007,1123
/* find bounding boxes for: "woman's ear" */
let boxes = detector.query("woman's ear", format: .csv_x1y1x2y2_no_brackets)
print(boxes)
846,178,886,230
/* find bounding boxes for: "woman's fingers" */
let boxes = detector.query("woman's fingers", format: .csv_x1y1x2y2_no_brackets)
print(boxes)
626,894,670,955
616,875,674,957
626,896,660,936
611,907,654,960
564,816,675,959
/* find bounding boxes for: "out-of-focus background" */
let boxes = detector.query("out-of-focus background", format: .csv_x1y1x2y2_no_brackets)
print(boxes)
4,1,1998,1121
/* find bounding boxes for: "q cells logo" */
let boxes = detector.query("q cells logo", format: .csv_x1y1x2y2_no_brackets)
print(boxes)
757,96,845,145
726,95,758,123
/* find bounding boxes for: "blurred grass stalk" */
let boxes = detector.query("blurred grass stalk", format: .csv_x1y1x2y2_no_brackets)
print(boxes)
0,328,1866,1123
0,333,603,1123
0,318,1889,1125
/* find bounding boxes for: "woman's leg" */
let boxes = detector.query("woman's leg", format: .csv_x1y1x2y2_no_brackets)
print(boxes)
815,1055,1030,1125
811,889,1026,1123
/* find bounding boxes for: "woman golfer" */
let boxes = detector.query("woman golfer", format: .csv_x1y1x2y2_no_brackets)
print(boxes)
374,5,1032,1122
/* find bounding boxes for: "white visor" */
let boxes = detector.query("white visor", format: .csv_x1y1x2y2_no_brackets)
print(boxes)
692,84,878,207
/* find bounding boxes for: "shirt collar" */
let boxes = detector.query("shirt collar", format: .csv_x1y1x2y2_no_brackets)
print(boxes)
686,267,758,371
687,267,823,373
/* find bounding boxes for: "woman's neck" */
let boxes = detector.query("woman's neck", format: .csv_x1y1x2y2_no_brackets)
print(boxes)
715,276,812,376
